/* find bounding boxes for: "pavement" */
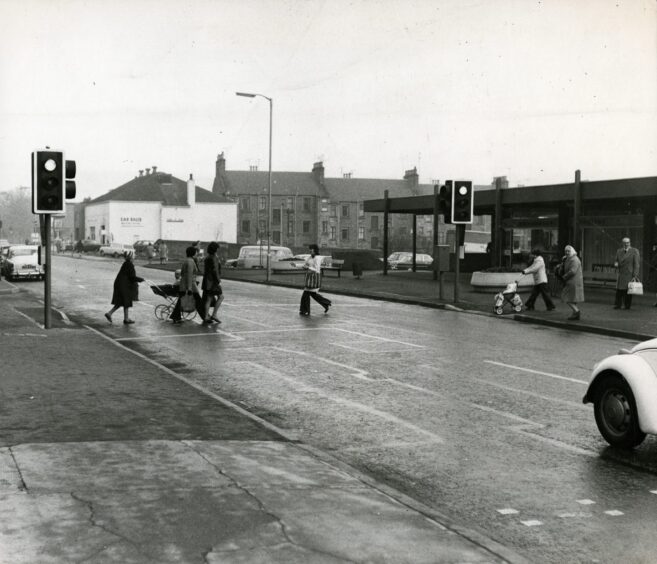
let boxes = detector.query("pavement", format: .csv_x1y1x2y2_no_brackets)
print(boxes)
1,261,653,564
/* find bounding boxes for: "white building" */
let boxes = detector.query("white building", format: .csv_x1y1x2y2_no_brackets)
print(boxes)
85,168,237,245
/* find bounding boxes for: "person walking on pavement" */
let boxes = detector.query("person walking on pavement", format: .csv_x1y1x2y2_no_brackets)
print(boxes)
105,250,144,324
613,236,640,310
170,246,204,324
299,244,332,316
521,248,556,311
560,245,584,321
202,242,224,324
145,243,156,264
158,240,169,265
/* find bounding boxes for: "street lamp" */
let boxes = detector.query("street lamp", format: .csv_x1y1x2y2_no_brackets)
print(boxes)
236,91,273,282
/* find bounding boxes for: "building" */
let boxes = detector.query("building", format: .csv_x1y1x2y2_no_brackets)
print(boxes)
212,153,480,252
84,167,237,245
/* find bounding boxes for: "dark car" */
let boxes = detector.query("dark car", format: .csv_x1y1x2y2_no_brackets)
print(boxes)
79,239,101,253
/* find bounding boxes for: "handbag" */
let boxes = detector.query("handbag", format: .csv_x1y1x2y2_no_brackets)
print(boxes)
180,293,196,312
627,279,643,295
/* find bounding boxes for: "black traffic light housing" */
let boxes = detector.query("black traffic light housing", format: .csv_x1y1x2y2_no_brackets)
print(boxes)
439,181,453,224
32,149,76,214
451,180,473,224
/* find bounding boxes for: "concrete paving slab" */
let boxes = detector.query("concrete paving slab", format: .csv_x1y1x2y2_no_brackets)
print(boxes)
0,448,23,492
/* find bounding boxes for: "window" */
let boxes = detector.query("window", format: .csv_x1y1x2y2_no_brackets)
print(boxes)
272,231,281,244
341,229,349,241
287,215,294,236
259,196,266,210
303,221,311,234
321,221,328,234
330,226,336,240
342,205,349,218
241,220,250,233
287,196,294,209
358,202,364,217
272,209,281,224
258,219,266,237
358,226,364,240
240,197,250,211
371,216,379,230
303,197,311,212
330,204,337,217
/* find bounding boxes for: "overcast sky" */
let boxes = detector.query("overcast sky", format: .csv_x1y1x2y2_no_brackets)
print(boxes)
1,0,655,200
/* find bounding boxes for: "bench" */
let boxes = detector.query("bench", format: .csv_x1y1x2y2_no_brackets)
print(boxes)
583,264,617,287
321,259,345,278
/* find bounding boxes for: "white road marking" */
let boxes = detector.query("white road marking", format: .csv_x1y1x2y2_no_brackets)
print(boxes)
235,360,444,443
115,329,243,342
604,510,624,516
497,508,519,515
520,520,543,527
577,499,596,505
473,377,588,409
651,490,657,495
484,360,588,385
335,327,425,348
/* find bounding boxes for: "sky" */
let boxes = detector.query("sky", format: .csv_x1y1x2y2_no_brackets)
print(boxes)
1,0,656,201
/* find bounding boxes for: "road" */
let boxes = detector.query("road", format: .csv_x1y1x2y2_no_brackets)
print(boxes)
19,254,657,563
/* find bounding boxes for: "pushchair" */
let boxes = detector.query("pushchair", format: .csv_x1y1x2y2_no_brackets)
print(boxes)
147,271,197,322
493,279,524,315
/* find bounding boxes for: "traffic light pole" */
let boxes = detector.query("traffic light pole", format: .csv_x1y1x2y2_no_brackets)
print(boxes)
43,214,52,329
454,224,465,303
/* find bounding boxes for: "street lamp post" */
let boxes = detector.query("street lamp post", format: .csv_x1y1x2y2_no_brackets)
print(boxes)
236,91,273,282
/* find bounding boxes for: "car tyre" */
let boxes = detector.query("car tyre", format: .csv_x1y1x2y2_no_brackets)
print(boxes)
594,373,646,448
100,251,105,257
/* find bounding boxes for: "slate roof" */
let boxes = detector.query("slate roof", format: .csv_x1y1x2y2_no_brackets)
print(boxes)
220,170,433,202
222,171,324,198
89,172,231,205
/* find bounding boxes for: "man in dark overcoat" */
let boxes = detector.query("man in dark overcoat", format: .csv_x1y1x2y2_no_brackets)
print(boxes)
614,236,640,310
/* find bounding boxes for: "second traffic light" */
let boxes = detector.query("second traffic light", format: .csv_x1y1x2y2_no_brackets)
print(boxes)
32,150,76,214
451,180,473,224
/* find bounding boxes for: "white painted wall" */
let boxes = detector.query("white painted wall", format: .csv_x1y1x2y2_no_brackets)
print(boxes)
85,200,237,244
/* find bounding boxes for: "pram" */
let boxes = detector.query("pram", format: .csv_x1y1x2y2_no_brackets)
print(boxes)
493,279,524,315
147,271,197,322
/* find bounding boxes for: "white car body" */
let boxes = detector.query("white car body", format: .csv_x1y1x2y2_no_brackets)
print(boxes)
2,245,44,280
99,243,135,257
584,339,657,437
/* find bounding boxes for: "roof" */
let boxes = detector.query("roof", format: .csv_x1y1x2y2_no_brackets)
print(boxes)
223,171,321,197
221,170,433,202
89,172,232,205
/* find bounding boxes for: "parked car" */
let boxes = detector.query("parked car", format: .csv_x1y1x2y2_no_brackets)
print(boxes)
79,239,101,253
133,240,157,258
99,242,136,258
235,245,293,269
271,254,332,273
583,338,657,448
387,252,433,270
1,245,44,281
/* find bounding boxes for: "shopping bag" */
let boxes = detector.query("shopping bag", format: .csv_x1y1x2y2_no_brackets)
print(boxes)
627,279,643,295
181,293,196,312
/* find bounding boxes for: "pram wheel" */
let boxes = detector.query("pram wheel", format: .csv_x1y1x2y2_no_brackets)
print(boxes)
155,304,170,320
514,305,523,312
494,307,504,315
182,310,197,321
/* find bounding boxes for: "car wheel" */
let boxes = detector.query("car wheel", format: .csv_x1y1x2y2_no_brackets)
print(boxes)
100,251,105,256
594,373,646,448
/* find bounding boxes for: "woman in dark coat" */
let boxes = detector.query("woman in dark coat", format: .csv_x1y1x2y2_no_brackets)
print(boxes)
105,251,144,324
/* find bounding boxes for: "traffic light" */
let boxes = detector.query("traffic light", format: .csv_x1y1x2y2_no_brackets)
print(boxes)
439,181,452,224
31,150,76,214
451,180,473,224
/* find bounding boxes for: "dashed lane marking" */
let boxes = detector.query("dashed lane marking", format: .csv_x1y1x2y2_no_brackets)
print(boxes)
604,510,624,516
115,329,244,342
472,377,588,409
484,360,588,385
520,520,543,527
576,499,596,505
497,508,519,515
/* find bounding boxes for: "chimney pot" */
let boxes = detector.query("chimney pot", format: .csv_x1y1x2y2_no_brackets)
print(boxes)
139,170,144,177
152,166,157,173
145,168,151,175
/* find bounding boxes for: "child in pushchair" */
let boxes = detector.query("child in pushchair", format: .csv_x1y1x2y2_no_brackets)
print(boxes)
493,278,524,315
148,270,196,321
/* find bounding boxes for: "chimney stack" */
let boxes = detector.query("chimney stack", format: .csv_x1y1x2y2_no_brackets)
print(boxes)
312,161,325,186
145,168,151,175
187,173,196,206
139,170,144,177
152,166,157,173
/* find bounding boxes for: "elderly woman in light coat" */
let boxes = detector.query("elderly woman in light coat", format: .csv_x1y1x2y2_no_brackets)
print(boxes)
560,245,584,321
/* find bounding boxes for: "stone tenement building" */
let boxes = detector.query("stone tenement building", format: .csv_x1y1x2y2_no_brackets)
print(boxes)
211,153,442,252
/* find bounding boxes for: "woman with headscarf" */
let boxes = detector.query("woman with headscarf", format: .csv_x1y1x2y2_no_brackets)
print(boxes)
170,246,204,324
105,251,144,324
560,245,584,321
